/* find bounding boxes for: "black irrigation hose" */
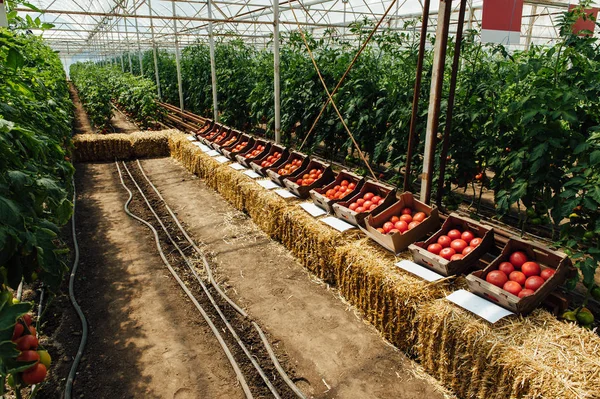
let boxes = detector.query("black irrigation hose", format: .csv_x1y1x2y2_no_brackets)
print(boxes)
115,161,255,399
121,161,281,399
65,177,88,399
134,159,307,399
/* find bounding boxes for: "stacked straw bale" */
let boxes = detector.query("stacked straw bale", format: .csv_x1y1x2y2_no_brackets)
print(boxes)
130,130,175,158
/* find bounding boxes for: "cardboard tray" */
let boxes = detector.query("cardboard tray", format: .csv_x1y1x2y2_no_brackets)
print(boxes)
235,140,271,167
283,159,335,199
408,213,495,277
363,192,440,254
197,121,217,138
199,123,224,143
309,170,365,213
332,180,397,226
222,135,254,160
211,129,240,150
203,126,230,146
466,237,573,315
265,151,309,186
250,145,288,176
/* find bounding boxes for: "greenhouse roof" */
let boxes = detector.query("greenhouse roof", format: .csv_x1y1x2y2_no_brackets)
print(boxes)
12,0,600,58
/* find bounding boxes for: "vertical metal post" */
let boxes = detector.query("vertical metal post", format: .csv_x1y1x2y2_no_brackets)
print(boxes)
147,0,161,99
172,0,185,111
0,0,8,27
525,5,537,50
207,0,219,121
273,0,281,143
403,0,431,192
420,0,453,204
436,0,468,207
134,0,143,75
123,2,132,73
467,0,473,30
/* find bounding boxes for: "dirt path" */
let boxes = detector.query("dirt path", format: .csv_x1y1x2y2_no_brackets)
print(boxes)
110,108,140,133
69,83,94,135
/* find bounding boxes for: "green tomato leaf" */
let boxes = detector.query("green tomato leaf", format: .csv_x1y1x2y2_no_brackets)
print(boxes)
0,303,31,331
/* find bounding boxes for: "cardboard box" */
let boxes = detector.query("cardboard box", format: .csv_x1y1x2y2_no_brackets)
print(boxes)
222,134,254,160
466,237,572,315
204,126,231,147
332,180,397,226
283,159,335,199
408,213,494,276
199,123,224,144
211,129,239,150
235,140,271,167
194,121,214,138
363,192,440,254
309,170,365,213
266,151,309,186
250,145,288,176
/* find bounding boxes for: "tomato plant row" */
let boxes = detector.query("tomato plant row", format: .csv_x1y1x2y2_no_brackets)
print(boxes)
70,63,160,130
1,27,72,393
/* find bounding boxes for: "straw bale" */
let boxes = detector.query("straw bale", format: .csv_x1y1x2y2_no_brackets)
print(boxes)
239,182,288,238
332,240,453,352
73,133,132,161
130,129,176,158
416,300,600,399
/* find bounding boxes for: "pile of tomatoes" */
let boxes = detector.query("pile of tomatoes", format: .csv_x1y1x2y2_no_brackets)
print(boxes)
295,169,323,186
260,152,282,168
222,135,238,146
245,144,266,159
376,207,426,235
212,132,228,142
324,180,357,200
485,251,555,298
427,228,482,260
11,314,50,386
232,141,248,152
277,158,303,176
346,192,384,213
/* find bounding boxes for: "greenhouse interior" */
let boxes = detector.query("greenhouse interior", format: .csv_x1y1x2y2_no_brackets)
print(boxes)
2,0,600,398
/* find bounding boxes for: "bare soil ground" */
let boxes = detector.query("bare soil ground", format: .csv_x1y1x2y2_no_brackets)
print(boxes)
69,83,94,135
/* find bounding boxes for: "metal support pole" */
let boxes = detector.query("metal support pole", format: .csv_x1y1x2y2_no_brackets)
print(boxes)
135,0,144,75
207,0,219,121
436,0,467,207
147,0,161,99
403,0,430,192
525,5,538,50
420,0,452,204
123,2,132,73
0,0,8,27
172,0,185,111
467,0,473,30
273,0,281,143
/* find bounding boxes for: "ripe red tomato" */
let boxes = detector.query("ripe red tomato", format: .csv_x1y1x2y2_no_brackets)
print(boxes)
518,289,535,298
389,229,400,234
377,228,385,234
525,276,545,291
297,178,303,185
498,262,515,276
390,216,399,223
427,243,442,255
341,180,349,186
22,363,47,385
469,238,482,247
447,229,462,240
348,183,356,190
363,192,374,201
12,323,25,341
407,221,420,230
326,189,334,197
371,196,381,203
394,221,408,232
383,222,394,233
437,235,452,248
540,268,555,280
509,251,528,268
355,206,364,213
16,335,38,351
369,204,377,211
401,207,412,215
439,248,456,260
450,239,468,253
450,254,464,261
461,231,475,244
16,350,40,365
413,212,426,222
356,198,365,206
363,201,373,209
349,203,358,211
399,214,412,223
521,261,541,277
503,281,522,296
509,271,526,286
486,270,508,288
462,246,474,256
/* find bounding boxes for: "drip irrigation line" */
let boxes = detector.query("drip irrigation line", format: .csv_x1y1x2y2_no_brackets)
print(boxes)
134,159,306,399
299,0,398,152
65,177,87,399
288,2,378,181
120,160,280,399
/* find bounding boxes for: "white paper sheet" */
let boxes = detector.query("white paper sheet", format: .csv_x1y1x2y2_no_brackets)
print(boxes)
229,163,247,171
199,144,211,152
321,216,355,232
257,180,280,190
215,155,230,163
275,189,298,199
186,135,197,141
395,260,444,282
206,149,220,157
299,202,327,217
446,290,514,323
243,170,261,179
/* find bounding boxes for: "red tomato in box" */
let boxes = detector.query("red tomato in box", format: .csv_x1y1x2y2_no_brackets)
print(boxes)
383,222,394,233
349,203,358,211
509,271,526,286
450,239,468,253
509,251,528,268
540,268,555,280
469,238,482,247
521,262,541,277
394,221,408,233
450,254,464,261
371,196,381,203
363,192,374,201
437,235,452,248
363,201,373,209
413,212,426,222
486,270,508,288
503,281,522,296
369,204,377,211
427,243,443,255
357,198,365,206
408,221,420,230
525,276,545,291
461,231,475,244
462,246,474,256
439,248,456,260
390,216,399,223
348,183,356,190
498,262,515,276
518,289,535,298
401,207,412,215
341,180,349,186
400,214,412,223
355,206,364,213
447,229,462,240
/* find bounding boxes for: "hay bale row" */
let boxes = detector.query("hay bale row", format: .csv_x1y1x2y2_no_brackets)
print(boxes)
73,129,174,162
149,131,600,399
